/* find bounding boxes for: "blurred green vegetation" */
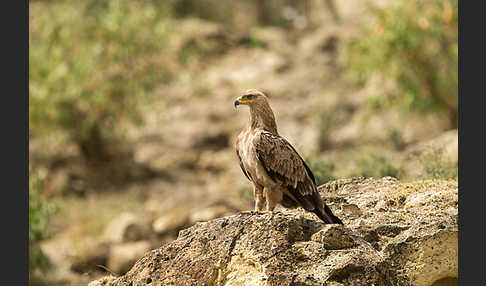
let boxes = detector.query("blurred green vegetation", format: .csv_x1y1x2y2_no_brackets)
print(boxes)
29,0,309,162
317,110,337,152
316,102,354,152
420,149,457,180
345,0,458,128
29,0,174,161
29,166,58,283
350,152,405,179
305,158,336,186
171,0,305,29
386,128,407,151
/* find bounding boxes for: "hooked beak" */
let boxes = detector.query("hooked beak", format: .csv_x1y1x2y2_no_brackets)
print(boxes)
234,96,249,109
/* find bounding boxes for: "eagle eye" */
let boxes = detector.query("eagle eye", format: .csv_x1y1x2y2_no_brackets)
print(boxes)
246,94,256,99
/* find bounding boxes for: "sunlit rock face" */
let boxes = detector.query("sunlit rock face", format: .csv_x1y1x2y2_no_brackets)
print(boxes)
90,177,457,286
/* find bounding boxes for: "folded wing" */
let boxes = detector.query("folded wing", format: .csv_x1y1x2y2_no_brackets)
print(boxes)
254,131,317,210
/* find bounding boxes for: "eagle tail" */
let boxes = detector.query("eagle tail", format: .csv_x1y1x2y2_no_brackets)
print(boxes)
313,204,343,225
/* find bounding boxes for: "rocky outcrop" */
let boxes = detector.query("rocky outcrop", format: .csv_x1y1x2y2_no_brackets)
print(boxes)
316,177,458,286
89,177,457,286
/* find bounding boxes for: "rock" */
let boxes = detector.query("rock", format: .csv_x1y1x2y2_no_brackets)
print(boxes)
103,213,149,244
168,18,225,55
341,203,363,218
152,211,190,235
70,241,110,274
403,129,458,179
311,225,356,250
150,198,240,236
317,177,458,285
202,48,288,86
405,129,458,164
90,177,458,286
87,275,116,286
39,236,81,285
297,26,349,60
44,168,70,197
104,212,386,286
107,241,152,275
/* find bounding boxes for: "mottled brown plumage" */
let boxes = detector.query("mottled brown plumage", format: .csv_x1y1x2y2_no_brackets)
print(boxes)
234,89,343,224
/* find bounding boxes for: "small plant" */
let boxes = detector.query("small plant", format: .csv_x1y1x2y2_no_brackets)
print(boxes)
387,128,407,151
350,153,404,179
420,148,457,180
245,30,267,49
172,0,235,27
171,0,301,29
29,166,58,283
317,111,336,152
345,0,458,128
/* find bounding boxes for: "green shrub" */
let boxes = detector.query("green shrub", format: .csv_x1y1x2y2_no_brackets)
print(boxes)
316,103,353,152
317,110,336,152
350,153,404,179
420,149,457,180
305,158,336,186
171,0,307,29
172,0,235,27
345,0,458,127
387,128,407,151
29,0,174,160
29,167,58,282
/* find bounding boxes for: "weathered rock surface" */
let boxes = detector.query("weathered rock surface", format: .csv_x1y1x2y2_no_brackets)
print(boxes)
315,177,458,286
108,213,387,286
90,177,457,286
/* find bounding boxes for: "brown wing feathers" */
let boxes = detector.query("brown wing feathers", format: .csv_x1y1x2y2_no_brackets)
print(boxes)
255,132,315,201
255,131,343,224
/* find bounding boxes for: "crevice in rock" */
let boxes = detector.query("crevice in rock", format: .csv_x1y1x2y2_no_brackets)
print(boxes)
327,263,364,282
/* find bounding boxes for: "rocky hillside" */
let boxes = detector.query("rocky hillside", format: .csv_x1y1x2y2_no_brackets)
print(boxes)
89,177,458,286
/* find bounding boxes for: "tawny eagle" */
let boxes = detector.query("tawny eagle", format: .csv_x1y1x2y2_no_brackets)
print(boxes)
234,89,343,224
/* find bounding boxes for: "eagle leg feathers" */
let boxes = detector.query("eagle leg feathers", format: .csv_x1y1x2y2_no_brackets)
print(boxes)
253,185,266,212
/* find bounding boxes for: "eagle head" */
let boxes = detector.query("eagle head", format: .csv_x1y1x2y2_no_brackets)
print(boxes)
234,89,267,109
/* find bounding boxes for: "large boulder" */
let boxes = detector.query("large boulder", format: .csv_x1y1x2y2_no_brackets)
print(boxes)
90,177,458,286
103,213,152,244
316,177,458,286
107,241,152,275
